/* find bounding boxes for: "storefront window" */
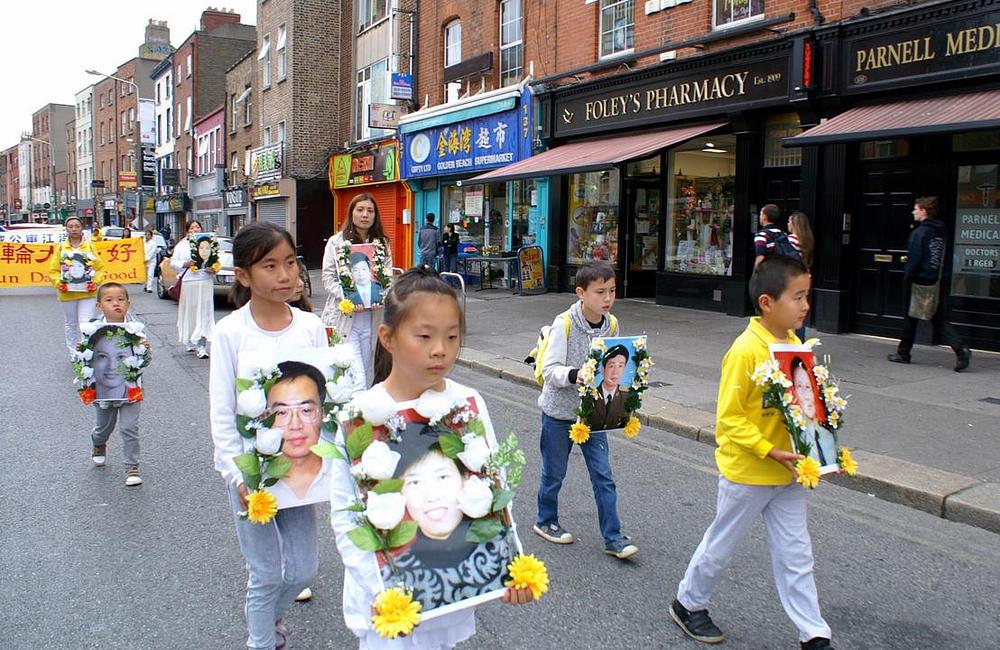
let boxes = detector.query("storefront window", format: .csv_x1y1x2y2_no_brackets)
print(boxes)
626,154,660,177
664,136,736,276
952,163,1000,300
763,113,802,167
567,170,619,265
444,182,507,251
511,179,536,249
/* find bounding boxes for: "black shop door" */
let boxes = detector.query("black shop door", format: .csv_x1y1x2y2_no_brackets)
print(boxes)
853,164,915,337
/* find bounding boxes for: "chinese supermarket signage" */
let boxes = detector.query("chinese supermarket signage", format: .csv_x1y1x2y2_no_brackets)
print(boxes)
331,141,398,189
400,94,533,180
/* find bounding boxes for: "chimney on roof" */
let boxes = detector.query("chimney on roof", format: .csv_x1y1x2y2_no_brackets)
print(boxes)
201,7,240,32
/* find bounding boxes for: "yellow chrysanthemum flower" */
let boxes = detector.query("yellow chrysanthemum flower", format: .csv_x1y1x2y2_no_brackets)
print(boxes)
211,262,221,273
623,416,641,438
795,457,822,489
372,588,422,639
505,553,550,601
569,421,591,444
839,448,858,476
339,298,356,315
246,489,278,524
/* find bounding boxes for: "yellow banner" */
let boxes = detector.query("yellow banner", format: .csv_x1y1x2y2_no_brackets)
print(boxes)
0,240,147,288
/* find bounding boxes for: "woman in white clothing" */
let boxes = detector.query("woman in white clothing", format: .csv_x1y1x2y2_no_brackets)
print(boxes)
170,220,215,358
321,193,392,389
143,226,158,293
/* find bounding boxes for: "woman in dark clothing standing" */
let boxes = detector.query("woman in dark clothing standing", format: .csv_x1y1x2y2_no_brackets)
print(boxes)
441,223,460,273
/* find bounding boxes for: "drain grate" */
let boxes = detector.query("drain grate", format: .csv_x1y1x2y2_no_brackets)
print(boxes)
979,397,1000,405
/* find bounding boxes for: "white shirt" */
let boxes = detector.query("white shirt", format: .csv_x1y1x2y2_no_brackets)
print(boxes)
209,304,328,487
330,379,495,649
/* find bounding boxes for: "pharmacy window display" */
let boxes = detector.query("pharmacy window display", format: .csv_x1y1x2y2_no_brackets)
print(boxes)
567,169,620,265
665,136,736,276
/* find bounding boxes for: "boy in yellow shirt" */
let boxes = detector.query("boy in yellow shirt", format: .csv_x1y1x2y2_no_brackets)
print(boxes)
670,256,834,650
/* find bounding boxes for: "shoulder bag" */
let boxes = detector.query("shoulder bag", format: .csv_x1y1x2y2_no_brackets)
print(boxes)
167,268,188,301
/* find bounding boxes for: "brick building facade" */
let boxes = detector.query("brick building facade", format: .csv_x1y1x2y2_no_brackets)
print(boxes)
30,103,74,218
223,47,257,233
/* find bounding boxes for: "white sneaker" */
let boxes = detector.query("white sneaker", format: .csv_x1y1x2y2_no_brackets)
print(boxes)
295,587,313,602
125,467,143,486
92,445,107,467
196,346,210,359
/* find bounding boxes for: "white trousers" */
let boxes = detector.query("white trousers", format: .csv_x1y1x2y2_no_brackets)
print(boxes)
677,475,831,642
347,310,373,391
145,259,156,292
62,298,96,352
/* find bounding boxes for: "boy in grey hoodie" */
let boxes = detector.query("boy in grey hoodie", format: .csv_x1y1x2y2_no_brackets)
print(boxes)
534,261,637,560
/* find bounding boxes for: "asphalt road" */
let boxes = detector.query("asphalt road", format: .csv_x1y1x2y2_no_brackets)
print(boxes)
2,288,998,649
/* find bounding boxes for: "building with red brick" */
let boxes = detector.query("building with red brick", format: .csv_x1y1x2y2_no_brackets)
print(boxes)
223,47,257,234
30,103,74,220
0,145,15,222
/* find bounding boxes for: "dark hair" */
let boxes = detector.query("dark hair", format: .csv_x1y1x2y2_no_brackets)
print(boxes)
788,212,815,269
97,282,130,300
349,251,372,267
915,196,939,219
342,193,388,245
443,223,453,234
372,267,465,385
288,259,314,312
65,215,83,226
574,260,616,290
186,220,202,233
760,204,780,225
749,255,809,313
425,213,436,223
602,344,629,368
229,221,296,307
274,360,327,404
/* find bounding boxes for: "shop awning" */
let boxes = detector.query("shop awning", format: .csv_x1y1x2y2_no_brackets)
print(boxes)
783,89,1000,147
466,122,725,184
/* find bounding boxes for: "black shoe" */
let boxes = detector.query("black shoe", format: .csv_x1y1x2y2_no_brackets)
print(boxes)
955,346,971,372
801,638,833,649
887,353,911,364
532,522,574,544
669,599,724,644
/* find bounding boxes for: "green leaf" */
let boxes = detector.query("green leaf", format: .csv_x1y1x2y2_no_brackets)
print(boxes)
345,422,374,460
266,456,292,479
386,521,418,548
337,503,366,512
491,488,514,513
236,415,255,439
311,441,345,460
262,477,279,488
347,525,384,552
438,433,464,459
466,517,504,543
371,479,404,494
466,417,486,437
261,411,278,429
233,453,261,478
235,378,254,393
245,474,260,491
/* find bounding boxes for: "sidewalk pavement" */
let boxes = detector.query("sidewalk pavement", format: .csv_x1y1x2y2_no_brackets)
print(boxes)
449,288,1000,534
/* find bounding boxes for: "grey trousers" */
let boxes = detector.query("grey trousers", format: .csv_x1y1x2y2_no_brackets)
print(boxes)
92,402,141,467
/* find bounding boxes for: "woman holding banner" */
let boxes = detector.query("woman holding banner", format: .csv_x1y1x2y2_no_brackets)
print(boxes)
48,215,105,358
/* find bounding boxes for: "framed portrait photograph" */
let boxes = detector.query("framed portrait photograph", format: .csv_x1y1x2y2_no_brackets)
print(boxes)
335,241,392,312
59,250,97,293
189,232,220,272
339,398,524,622
74,322,151,405
236,346,357,510
583,336,647,433
770,344,840,475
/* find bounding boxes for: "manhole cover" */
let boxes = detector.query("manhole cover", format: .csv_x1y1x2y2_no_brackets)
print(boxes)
979,397,1000,405
648,381,671,388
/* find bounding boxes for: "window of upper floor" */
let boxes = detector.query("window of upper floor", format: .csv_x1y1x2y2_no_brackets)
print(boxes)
599,0,634,59
500,0,524,87
713,0,765,30
277,24,287,81
358,0,389,33
444,20,462,68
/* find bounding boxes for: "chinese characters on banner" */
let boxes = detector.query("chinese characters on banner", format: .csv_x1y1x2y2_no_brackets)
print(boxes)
0,240,147,288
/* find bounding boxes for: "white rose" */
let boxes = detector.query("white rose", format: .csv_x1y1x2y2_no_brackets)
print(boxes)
81,366,94,379
255,426,284,456
80,348,94,361
80,322,99,337
414,392,453,425
325,375,355,404
123,356,143,369
351,389,398,425
133,344,147,356
359,440,401,481
365,491,406,530
122,321,144,336
329,343,355,368
457,434,491,473
457,475,493,519
236,386,268,418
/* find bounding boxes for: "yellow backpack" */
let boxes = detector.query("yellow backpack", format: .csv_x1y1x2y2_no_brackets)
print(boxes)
525,312,618,387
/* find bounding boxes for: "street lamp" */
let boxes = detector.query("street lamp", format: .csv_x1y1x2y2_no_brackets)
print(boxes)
86,69,146,230
21,133,56,223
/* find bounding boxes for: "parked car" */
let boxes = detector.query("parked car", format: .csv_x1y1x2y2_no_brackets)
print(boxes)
157,236,235,300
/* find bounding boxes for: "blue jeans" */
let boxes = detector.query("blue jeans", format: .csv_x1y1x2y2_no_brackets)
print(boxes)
228,484,318,650
442,253,458,273
535,413,623,544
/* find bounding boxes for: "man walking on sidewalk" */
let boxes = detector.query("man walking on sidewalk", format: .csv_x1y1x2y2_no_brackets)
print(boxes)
888,196,971,371
418,213,440,269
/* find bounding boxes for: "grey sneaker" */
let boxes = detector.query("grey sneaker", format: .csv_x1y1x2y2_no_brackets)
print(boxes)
604,538,638,560
532,522,574,544
124,466,143,486
92,444,107,467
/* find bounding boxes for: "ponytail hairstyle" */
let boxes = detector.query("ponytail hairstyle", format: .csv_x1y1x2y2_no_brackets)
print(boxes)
229,221,296,308
371,267,465,386
341,192,388,246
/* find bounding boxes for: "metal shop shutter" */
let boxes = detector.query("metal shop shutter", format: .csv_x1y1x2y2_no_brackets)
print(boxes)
256,198,287,228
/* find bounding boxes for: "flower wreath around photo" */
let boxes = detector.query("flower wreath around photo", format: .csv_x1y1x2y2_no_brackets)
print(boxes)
189,234,221,273
314,390,548,639
232,344,357,524
753,340,857,489
58,250,97,293
571,336,652,444
336,240,392,315
73,322,151,405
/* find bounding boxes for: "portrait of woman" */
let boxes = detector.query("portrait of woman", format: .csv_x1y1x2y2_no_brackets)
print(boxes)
91,327,132,402
789,355,838,471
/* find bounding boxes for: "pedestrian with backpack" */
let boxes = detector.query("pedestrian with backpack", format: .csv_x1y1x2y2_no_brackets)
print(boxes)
753,204,801,269
532,261,637,560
